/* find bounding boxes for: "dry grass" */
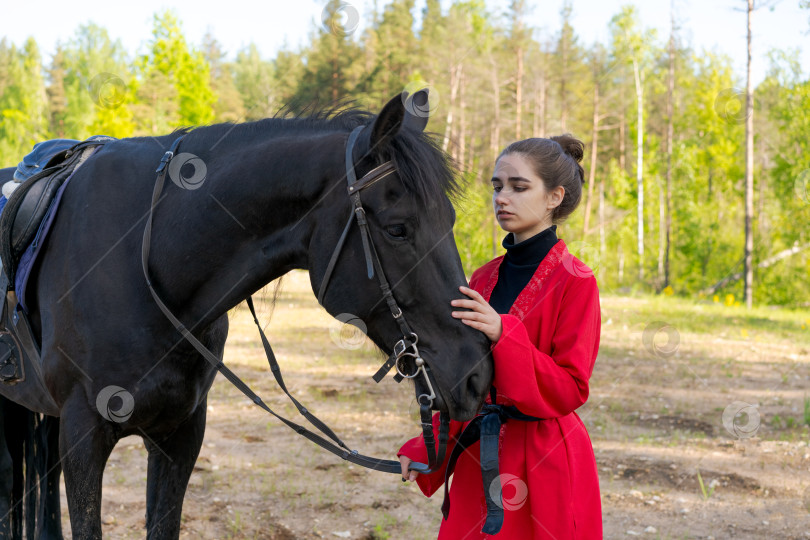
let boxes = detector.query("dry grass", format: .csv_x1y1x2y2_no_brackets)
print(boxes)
58,270,810,539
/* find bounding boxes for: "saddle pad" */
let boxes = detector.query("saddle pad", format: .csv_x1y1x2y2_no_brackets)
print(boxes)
15,145,102,312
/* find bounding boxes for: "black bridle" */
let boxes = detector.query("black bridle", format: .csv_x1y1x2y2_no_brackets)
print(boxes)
141,127,450,477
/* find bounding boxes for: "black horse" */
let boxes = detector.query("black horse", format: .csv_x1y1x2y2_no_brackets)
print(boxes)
0,91,493,539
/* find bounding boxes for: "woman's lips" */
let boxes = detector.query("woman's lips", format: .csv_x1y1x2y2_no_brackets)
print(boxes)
497,211,513,218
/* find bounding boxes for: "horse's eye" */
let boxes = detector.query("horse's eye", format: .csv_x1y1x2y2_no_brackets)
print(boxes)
385,224,407,238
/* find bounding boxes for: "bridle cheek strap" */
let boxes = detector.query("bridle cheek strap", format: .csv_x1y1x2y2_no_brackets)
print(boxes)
315,125,449,474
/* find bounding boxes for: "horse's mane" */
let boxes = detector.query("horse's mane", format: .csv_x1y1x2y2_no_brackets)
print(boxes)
175,101,462,207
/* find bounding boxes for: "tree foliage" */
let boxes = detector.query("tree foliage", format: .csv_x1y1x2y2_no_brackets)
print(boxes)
0,1,806,306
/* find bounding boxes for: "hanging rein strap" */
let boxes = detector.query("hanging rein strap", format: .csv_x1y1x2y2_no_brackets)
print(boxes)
439,389,544,535
142,133,450,476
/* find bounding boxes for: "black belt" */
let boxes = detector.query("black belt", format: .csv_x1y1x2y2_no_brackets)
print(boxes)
441,394,543,535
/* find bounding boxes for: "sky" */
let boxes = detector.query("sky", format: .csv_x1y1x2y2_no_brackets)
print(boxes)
1,0,808,85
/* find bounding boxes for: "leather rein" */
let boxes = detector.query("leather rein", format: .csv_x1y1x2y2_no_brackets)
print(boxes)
141,127,450,476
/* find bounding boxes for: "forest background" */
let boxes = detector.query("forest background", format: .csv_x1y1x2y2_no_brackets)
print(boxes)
1,0,808,307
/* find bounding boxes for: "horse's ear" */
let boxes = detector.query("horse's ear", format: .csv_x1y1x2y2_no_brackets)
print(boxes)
369,94,406,150
368,89,431,150
402,89,430,133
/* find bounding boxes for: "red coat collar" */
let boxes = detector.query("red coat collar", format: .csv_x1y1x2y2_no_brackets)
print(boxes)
481,239,569,320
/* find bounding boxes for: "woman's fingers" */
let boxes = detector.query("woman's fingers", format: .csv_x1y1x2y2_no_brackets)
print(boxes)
399,456,410,480
452,309,482,321
399,456,418,482
459,285,484,300
451,286,502,341
450,300,477,311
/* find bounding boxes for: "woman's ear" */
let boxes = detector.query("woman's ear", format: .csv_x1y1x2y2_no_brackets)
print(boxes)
548,185,565,211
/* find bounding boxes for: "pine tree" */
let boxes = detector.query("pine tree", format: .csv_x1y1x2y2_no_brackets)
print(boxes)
47,46,68,138
138,11,216,128
294,0,362,110
202,32,245,123
233,44,278,120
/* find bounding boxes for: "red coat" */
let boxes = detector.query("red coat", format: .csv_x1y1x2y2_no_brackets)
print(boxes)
398,239,602,539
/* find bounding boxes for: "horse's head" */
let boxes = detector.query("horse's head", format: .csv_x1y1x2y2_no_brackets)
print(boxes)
309,90,493,422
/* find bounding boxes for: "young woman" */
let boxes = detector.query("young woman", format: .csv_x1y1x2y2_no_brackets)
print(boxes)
398,135,602,539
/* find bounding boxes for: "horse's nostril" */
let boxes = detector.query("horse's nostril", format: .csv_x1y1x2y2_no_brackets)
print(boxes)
466,373,480,395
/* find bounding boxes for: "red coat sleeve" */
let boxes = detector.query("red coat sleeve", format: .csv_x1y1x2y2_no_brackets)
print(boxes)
397,413,466,497
491,274,600,419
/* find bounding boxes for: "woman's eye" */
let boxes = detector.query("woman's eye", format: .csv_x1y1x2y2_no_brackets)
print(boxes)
514,187,526,192
386,224,407,238
492,186,501,192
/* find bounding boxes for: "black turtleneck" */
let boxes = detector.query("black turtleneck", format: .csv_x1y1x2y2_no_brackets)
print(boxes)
489,225,558,314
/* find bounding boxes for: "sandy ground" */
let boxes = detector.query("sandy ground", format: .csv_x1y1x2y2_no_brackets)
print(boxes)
54,270,810,539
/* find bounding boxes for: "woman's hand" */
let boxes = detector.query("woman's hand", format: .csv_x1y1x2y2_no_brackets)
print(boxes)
400,455,419,482
450,286,503,343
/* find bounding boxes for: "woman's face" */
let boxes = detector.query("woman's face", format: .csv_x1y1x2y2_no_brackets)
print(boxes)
491,153,563,243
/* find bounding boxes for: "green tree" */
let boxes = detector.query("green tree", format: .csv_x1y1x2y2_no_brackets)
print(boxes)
369,0,419,100
0,38,49,165
294,0,363,109
59,23,134,139
47,46,68,138
609,5,658,283
233,43,278,120
202,32,245,123
137,11,215,129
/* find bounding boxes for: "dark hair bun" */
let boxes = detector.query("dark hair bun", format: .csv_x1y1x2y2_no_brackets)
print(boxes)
551,134,584,163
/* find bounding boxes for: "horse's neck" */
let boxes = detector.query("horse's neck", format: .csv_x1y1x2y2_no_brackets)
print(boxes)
150,128,345,325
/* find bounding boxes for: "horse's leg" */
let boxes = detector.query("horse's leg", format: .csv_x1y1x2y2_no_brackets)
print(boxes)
59,403,117,540
36,416,63,539
144,401,207,540
0,397,13,538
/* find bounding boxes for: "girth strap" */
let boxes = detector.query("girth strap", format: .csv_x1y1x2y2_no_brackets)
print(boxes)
440,402,543,535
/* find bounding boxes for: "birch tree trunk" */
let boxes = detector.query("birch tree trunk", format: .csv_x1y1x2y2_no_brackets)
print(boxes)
442,64,461,153
664,8,675,289
532,80,539,137
490,58,501,258
633,58,644,281
540,72,547,137
744,0,755,307
516,47,523,139
583,81,599,235
619,94,626,172
458,66,466,167
599,172,606,261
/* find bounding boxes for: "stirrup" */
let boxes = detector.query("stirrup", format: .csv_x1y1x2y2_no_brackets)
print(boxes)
0,355,21,384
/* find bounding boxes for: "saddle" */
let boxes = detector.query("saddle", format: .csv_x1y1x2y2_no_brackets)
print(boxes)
0,136,114,385
0,136,115,285
10,139,81,185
